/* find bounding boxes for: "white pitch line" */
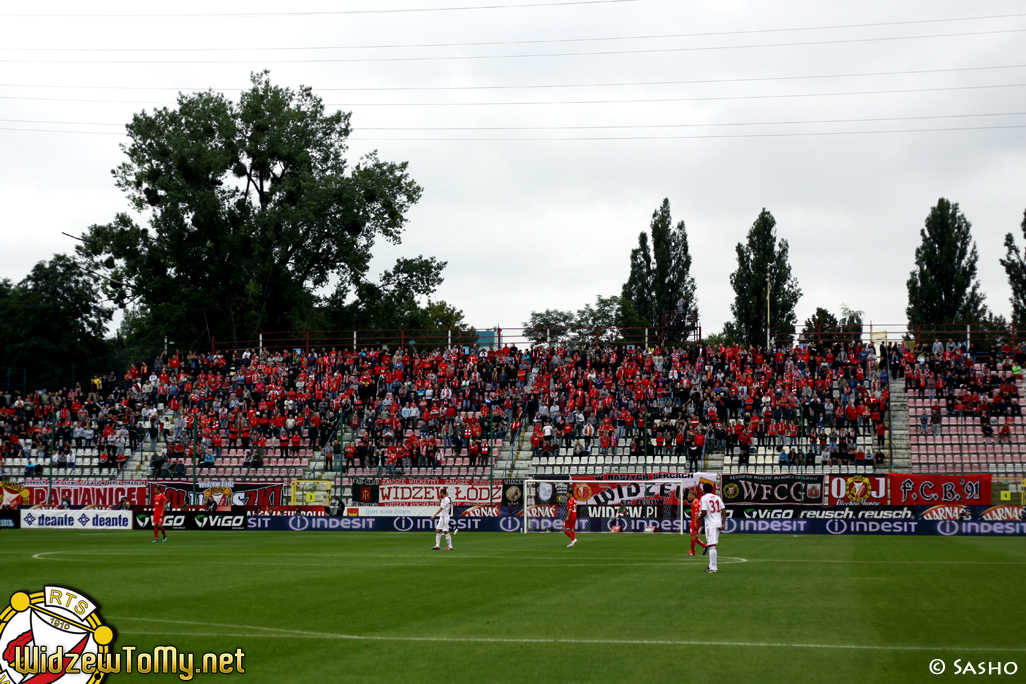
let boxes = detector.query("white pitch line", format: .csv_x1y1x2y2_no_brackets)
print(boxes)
746,559,1026,565
34,550,1026,565
109,618,1026,652
30,551,747,566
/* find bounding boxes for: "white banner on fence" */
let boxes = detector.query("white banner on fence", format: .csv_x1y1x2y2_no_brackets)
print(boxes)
353,506,439,517
20,510,133,530
377,479,502,506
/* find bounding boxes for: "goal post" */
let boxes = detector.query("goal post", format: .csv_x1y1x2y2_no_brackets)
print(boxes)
523,474,719,534
291,479,333,506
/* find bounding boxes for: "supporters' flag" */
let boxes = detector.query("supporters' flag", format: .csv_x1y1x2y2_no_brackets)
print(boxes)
356,484,379,504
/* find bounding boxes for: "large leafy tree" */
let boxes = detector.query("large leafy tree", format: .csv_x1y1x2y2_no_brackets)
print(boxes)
525,295,622,345
724,209,802,347
78,72,423,349
1000,209,1026,323
800,304,863,345
324,256,449,330
0,254,112,384
619,199,697,329
906,198,987,326
801,307,839,342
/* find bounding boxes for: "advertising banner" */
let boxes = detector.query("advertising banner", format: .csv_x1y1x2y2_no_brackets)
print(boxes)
522,515,685,534
724,505,917,521
721,474,823,504
149,480,287,509
826,475,888,505
20,509,133,530
888,474,991,505
247,515,524,533
348,504,516,517
19,480,147,508
0,510,19,528
721,515,1026,536
377,479,502,506
133,511,248,531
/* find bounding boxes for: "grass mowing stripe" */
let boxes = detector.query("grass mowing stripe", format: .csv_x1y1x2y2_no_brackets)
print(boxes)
111,618,1026,652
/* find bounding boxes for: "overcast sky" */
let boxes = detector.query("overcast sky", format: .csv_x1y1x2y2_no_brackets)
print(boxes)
2,0,1025,341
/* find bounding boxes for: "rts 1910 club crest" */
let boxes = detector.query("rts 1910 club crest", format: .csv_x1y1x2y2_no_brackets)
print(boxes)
0,587,114,683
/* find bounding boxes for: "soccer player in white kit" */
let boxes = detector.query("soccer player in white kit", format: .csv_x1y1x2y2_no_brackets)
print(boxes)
430,487,454,550
698,482,724,573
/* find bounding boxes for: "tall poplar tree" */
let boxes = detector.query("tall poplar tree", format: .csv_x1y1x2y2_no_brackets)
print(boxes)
619,198,697,328
1000,209,1026,323
906,198,987,325
724,209,801,347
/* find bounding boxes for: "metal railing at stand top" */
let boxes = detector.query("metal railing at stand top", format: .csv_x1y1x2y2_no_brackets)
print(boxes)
210,325,702,354
781,322,1023,353
205,322,1026,357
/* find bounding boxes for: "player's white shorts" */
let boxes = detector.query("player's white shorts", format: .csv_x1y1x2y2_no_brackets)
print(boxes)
705,524,720,546
435,515,450,532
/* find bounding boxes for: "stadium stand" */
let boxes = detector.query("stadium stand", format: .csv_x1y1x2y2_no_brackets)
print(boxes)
508,341,891,478
14,337,1025,501
899,340,1026,475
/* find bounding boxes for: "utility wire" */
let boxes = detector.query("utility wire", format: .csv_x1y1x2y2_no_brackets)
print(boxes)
2,12,1024,51
0,28,1022,64
4,110,1026,131
2,63,1025,93
0,0,641,19
3,123,1025,139
2,81,1024,106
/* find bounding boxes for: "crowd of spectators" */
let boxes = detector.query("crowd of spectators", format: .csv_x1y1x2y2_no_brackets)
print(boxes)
523,339,890,470
901,338,1025,441
0,336,899,480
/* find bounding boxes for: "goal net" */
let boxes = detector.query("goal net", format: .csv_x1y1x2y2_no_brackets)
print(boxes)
523,474,719,534
291,479,333,506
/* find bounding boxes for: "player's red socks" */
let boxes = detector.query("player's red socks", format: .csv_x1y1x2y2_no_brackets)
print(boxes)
690,537,696,554
564,527,575,542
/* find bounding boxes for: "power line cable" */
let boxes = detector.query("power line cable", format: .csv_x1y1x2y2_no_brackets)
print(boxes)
2,63,1025,93
2,81,1024,106
0,0,641,19
0,27,1022,64
2,12,1024,51
4,110,1026,130
3,123,1024,139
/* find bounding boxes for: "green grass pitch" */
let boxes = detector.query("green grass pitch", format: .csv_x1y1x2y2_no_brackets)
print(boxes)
4,530,1024,683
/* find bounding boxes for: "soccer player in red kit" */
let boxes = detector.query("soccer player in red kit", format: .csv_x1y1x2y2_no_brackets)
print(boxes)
687,488,707,556
564,489,578,548
152,490,169,543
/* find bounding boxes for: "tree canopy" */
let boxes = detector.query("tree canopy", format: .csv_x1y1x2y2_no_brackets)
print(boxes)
906,198,987,326
78,72,426,350
724,209,802,347
800,304,863,345
0,254,111,386
524,295,621,345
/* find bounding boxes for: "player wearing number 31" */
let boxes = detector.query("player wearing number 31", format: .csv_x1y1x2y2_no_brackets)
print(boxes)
430,487,454,551
698,483,724,573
